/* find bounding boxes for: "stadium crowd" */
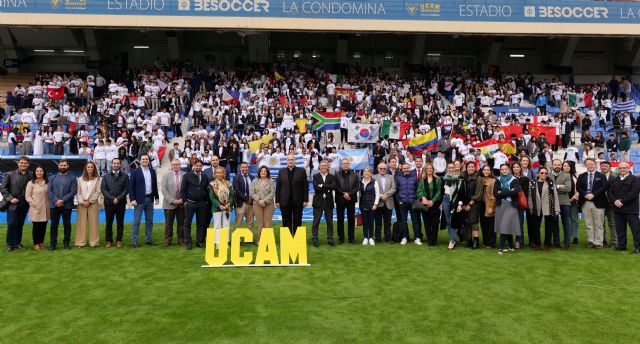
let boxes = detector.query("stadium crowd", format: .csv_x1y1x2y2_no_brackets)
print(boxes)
1,62,640,254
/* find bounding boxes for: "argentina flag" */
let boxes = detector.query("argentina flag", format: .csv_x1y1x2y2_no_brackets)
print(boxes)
337,148,370,171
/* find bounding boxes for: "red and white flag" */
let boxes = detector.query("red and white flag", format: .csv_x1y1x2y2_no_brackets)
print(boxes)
46,86,65,99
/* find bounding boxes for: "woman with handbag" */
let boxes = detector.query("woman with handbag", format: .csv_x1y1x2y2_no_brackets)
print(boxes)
75,161,102,248
442,162,466,250
493,164,521,254
512,161,533,249
461,161,482,249
25,166,50,251
527,166,561,252
416,164,442,246
359,167,379,246
209,167,235,248
476,165,497,248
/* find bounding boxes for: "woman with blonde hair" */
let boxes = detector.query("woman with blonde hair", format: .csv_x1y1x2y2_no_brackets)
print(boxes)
209,167,235,248
25,165,50,251
76,160,102,248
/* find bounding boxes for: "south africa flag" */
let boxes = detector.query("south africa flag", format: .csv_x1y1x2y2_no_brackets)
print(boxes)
312,111,342,131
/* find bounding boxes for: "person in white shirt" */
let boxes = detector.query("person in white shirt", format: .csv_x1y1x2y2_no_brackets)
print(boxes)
433,151,447,176
104,139,119,172
93,140,107,173
491,149,508,175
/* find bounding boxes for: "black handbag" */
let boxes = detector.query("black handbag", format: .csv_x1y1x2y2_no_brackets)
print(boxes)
412,199,430,213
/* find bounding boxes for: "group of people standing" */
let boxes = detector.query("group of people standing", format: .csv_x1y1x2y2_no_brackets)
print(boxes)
2,151,640,255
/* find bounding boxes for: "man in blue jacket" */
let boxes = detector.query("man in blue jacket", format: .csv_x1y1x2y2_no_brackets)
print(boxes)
48,159,77,250
395,163,422,245
129,154,159,247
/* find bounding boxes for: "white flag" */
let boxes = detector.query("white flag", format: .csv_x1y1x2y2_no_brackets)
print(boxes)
348,123,380,143
389,123,401,140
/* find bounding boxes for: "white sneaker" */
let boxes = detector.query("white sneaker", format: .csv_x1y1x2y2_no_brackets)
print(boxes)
414,238,422,246
369,238,375,246
362,238,368,246
400,238,407,245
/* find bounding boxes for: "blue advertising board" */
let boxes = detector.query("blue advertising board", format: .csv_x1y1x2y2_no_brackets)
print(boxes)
1,0,640,24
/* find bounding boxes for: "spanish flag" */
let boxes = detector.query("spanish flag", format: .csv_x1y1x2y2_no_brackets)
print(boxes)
408,129,438,154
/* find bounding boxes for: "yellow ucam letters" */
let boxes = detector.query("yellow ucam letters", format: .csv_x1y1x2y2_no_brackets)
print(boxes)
204,227,309,267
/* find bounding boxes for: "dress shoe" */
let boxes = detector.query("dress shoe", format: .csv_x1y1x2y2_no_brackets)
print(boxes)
18,244,24,249
145,242,155,246
163,243,170,247
7,246,14,252
116,241,123,248
196,243,205,248
328,242,335,246
563,245,570,251
349,239,356,245
532,245,541,251
186,243,193,250
615,247,627,251
544,246,552,252
313,241,319,247
131,243,139,248
49,246,57,251
63,243,70,250
631,249,640,254
553,243,562,248
105,242,112,248
572,238,578,245
338,239,344,245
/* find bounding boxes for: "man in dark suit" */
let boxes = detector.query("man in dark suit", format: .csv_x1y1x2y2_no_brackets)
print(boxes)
128,154,159,247
576,158,608,248
0,156,33,251
233,162,254,233
275,154,309,234
335,158,360,244
101,158,129,248
311,161,336,247
181,160,210,250
607,162,640,253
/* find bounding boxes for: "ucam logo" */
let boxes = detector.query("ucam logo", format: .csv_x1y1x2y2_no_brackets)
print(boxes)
192,0,270,12
203,227,309,267
526,6,608,19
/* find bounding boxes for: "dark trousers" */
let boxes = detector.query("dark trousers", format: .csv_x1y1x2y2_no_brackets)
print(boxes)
480,214,496,247
281,204,304,235
423,210,440,246
336,202,356,241
164,207,185,245
312,206,334,243
374,204,392,241
6,201,28,247
614,212,640,250
498,234,514,250
50,207,72,247
184,202,208,246
32,221,47,245
397,202,422,241
361,208,375,239
559,205,572,246
104,201,126,243
529,214,559,247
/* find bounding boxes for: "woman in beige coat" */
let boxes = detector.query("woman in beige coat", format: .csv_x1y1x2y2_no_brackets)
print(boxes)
25,166,50,251
76,161,102,248
250,166,275,244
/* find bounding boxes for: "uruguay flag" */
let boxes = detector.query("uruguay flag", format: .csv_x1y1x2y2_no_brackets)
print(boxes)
266,154,306,177
337,148,369,171
222,87,240,102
